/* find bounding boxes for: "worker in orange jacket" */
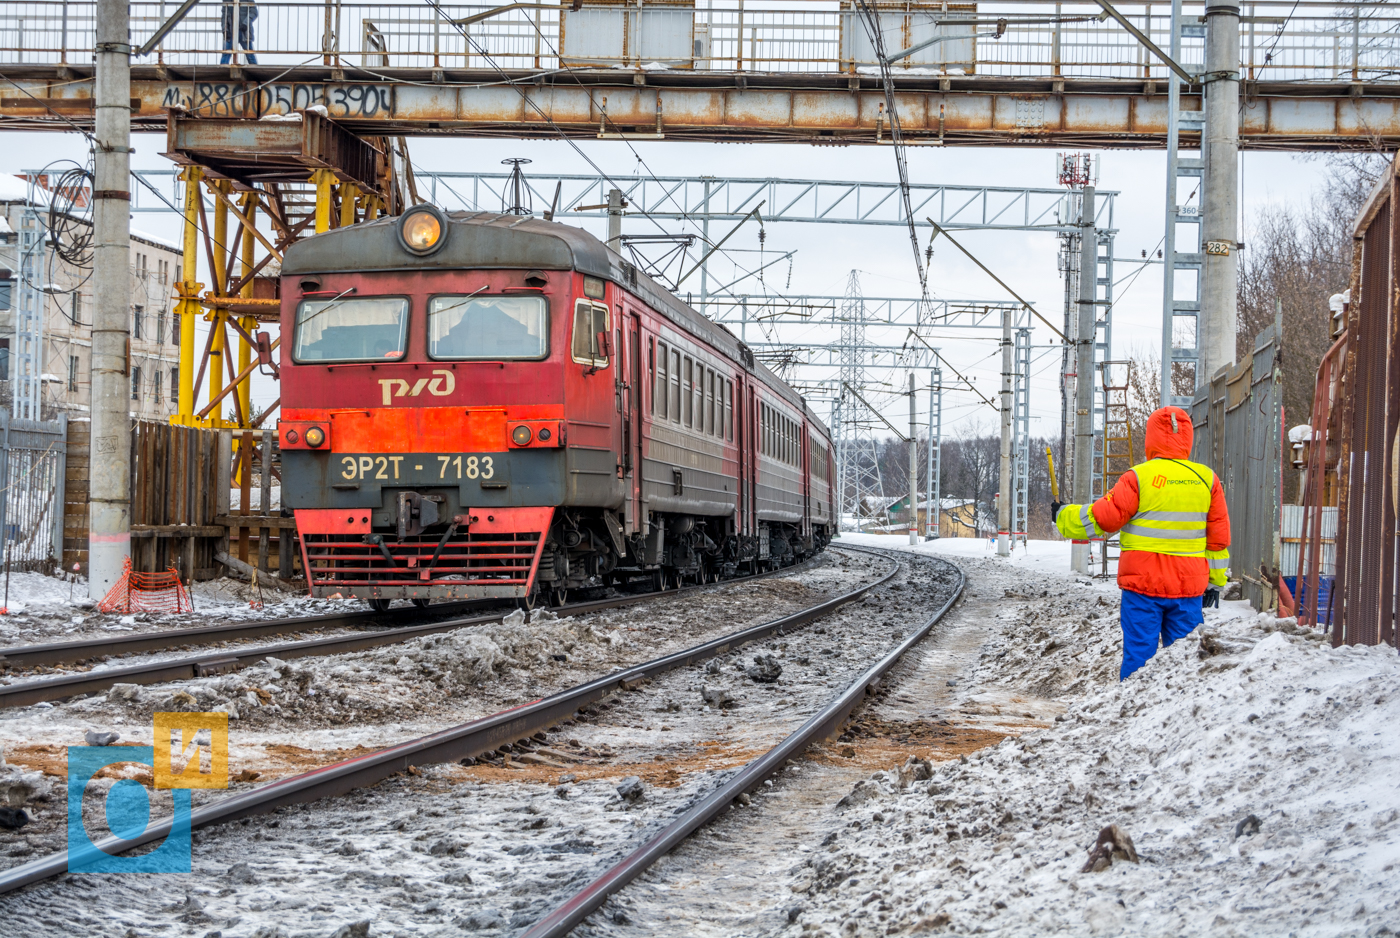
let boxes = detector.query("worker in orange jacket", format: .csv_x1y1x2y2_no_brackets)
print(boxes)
1052,406,1231,679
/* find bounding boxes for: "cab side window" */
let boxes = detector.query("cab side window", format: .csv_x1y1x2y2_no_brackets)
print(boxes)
571,300,609,367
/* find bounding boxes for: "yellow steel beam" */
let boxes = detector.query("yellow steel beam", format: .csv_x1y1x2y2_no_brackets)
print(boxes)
237,192,256,426
173,166,204,426
340,181,359,229
311,168,337,233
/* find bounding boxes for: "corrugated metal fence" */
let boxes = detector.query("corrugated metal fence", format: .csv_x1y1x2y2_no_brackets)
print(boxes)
1331,165,1400,648
0,411,67,572
1190,324,1284,611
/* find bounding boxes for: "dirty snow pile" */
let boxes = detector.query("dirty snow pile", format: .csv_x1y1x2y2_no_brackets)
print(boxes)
92,608,627,727
787,611,1400,937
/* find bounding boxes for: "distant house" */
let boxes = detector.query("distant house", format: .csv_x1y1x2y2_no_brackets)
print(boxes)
0,173,181,419
880,495,984,538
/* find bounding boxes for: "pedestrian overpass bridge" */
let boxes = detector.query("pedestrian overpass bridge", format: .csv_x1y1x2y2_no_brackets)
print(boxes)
2,0,1400,148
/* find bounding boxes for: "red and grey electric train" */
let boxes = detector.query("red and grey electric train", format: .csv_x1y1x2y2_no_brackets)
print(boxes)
276,205,835,609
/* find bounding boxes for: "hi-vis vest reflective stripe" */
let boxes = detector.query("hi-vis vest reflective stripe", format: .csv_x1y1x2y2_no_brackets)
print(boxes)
1121,459,1213,556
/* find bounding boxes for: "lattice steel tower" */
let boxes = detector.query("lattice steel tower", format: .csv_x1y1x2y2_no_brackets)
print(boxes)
831,270,885,531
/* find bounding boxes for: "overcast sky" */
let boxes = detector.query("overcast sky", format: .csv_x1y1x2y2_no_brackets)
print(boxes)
1,129,1333,449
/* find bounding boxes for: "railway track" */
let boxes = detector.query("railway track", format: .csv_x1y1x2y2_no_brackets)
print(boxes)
0,547,899,897
0,558,818,709
522,548,965,937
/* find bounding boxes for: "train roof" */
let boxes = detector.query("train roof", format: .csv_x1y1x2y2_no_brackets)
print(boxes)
282,211,830,439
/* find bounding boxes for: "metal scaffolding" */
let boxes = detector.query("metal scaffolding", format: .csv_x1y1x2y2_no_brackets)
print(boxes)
831,271,886,532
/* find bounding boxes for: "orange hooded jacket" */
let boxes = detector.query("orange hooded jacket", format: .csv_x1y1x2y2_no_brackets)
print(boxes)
1085,407,1231,598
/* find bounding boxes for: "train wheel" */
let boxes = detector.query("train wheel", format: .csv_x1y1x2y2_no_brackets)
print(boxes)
550,588,567,607
367,598,391,613
651,569,665,592
412,598,430,609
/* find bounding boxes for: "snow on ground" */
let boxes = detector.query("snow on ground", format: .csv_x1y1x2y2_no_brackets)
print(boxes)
0,569,364,645
769,536,1400,937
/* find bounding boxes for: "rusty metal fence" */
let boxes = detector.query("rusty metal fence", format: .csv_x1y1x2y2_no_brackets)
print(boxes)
0,411,67,572
1190,324,1283,612
1,1,1399,80
1329,162,1400,648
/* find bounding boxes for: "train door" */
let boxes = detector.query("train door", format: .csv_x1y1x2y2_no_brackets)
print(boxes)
801,422,811,539
735,375,749,538
626,313,643,532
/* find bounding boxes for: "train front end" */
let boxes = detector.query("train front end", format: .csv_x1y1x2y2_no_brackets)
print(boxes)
277,207,615,606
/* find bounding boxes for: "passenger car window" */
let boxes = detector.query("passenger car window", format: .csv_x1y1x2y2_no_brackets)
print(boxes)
570,300,609,366
293,296,408,363
430,295,547,360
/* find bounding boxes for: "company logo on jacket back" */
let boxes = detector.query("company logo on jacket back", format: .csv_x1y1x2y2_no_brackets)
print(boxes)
1151,474,1197,489
378,369,455,405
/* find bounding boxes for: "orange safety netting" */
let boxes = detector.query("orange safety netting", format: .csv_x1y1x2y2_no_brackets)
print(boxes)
98,558,192,614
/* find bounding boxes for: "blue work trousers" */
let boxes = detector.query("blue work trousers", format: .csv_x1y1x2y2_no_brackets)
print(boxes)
1118,589,1203,680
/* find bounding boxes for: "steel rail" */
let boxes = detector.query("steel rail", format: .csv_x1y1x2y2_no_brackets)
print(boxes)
0,599,497,671
0,560,819,709
520,550,965,938
0,549,895,896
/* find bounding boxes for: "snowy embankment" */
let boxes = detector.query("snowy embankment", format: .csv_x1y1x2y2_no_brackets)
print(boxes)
795,535,1400,937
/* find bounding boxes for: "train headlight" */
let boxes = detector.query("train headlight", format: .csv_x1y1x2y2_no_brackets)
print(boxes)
511,425,533,446
399,205,447,256
304,426,326,448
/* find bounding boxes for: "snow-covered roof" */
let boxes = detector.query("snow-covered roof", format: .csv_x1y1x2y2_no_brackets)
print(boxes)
130,228,180,253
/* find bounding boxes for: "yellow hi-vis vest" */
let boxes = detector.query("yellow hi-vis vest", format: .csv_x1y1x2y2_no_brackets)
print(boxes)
1126,458,1230,587
1054,457,1230,587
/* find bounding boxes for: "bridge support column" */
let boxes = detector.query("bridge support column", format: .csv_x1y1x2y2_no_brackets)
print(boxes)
312,168,337,233
175,166,204,426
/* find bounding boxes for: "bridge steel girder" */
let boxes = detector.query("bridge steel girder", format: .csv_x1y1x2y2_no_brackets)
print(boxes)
162,113,384,191
1,69,1399,149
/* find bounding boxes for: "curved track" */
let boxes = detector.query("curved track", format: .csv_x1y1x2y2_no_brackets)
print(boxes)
0,548,897,896
520,548,965,937
0,558,820,709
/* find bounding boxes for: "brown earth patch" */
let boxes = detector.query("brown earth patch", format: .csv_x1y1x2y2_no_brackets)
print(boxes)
806,718,1011,772
4,741,154,781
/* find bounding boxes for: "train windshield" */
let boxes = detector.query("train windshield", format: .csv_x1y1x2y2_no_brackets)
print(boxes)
293,297,409,362
428,295,548,360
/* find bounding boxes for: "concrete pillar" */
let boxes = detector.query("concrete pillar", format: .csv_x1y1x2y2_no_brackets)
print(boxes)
1072,186,1097,574
88,0,132,598
606,188,623,251
1201,0,1240,382
997,306,1012,557
909,373,918,546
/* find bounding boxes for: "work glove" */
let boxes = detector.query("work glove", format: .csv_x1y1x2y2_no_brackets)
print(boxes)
1202,587,1220,609
1050,500,1063,520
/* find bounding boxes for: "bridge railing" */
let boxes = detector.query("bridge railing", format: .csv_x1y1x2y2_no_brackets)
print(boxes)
0,1,1398,83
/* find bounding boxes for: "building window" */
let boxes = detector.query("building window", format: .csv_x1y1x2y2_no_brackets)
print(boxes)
170,367,178,402
0,279,11,310
0,338,8,381
67,355,78,392
72,291,81,325
158,259,169,284
171,311,180,343
131,366,141,401
153,368,162,404
132,306,143,340
156,313,165,345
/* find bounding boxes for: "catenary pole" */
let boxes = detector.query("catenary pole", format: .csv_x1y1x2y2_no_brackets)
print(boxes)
88,0,132,598
998,306,1013,556
1201,0,1240,383
926,367,936,538
1072,186,1097,574
606,188,623,251
909,373,918,546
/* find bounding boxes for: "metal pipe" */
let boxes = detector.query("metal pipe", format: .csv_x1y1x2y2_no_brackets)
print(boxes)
175,167,201,423
1201,0,1240,384
1160,0,1182,406
88,0,132,599
1072,186,1097,574
998,306,1013,556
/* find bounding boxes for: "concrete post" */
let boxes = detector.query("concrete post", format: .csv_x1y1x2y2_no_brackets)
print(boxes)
1072,186,1097,574
997,306,1012,557
908,373,918,546
606,188,623,251
88,0,132,599
1201,0,1240,382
